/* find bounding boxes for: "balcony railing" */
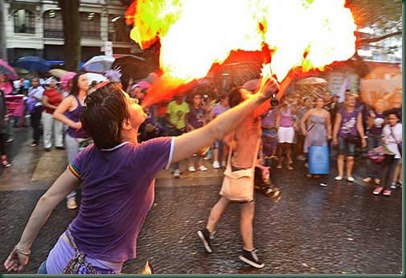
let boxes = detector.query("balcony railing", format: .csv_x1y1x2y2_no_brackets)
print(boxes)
14,26,35,34
82,30,100,39
44,29,64,39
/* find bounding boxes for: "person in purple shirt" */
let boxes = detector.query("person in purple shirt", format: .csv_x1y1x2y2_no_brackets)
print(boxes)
4,79,280,274
53,72,91,210
332,93,367,182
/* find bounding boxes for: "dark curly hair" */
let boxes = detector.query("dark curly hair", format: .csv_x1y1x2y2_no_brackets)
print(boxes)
80,82,130,149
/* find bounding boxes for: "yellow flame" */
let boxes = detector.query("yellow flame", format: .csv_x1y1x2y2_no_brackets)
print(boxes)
129,0,356,83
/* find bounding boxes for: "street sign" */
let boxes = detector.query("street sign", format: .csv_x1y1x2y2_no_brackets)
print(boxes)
104,41,113,57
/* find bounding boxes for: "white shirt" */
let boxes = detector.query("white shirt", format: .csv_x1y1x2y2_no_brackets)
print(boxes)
382,123,402,159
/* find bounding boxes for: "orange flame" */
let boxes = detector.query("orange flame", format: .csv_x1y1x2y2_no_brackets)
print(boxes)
127,0,356,102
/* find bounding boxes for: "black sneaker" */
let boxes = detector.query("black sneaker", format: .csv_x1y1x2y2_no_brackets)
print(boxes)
197,228,213,253
239,249,264,268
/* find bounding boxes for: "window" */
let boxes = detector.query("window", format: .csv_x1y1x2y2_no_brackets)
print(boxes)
43,10,63,39
80,12,101,38
14,9,35,34
108,15,131,42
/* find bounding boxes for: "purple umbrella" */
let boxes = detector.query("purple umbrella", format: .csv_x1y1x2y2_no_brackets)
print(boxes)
0,59,18,80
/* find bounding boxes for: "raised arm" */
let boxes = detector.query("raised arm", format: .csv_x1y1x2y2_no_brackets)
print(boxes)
171,79,280,163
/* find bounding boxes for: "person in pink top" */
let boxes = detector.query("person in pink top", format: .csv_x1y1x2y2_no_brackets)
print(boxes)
275,98,295,170
0,73,13,95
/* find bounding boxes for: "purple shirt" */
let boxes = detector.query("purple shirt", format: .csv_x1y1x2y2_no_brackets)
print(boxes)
211,103,229,117
68,137,173,262
187,105,205,129
338,108,359,138
65,96,89,139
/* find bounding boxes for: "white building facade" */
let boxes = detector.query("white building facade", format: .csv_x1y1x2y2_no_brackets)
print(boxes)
2,0,140,64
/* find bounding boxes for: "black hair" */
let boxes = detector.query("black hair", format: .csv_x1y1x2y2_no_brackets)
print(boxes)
80,82,130,149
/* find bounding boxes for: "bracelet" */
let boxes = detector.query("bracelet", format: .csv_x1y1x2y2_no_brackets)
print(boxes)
15,245,31,256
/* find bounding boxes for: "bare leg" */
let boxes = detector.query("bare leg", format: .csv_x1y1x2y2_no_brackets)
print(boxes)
346,156,354,177
207,197,230,233
240,201,255,251
213,147,219,163
337,154,345,177
277,143,283,168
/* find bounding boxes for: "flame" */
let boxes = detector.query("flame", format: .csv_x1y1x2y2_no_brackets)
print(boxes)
127,0,356,101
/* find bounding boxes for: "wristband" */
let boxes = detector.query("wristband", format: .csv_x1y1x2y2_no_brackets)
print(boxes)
15,246,31,256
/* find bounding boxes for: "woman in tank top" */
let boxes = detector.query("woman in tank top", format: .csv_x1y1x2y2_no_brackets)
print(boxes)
53,73,91,210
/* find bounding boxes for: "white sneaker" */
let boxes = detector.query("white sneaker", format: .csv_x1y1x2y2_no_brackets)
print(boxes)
173,169,181,178
199,165,208,172
335,176,343,181
212,161,220,169
188,166,196,172
66,198,77,210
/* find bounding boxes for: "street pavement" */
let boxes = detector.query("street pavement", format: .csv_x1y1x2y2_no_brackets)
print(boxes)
0,127,403,275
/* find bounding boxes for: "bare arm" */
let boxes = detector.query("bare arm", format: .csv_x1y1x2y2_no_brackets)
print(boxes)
356,112,367,148
300,110,311,136
332,112,342,145
171,79,280,163
4,170,80,272
42,95,57,110
53,96,81,129
326,111,332,139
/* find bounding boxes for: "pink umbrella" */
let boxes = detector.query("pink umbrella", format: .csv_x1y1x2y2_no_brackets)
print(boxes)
0,59,18,80
60,71,76,91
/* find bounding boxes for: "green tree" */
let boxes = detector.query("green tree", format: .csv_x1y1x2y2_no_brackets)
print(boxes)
57,0,81,71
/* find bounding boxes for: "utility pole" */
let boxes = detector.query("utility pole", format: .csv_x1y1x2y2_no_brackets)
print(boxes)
0,0,8,60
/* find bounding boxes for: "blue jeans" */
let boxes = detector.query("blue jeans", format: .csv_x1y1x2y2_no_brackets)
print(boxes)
337,136,356,157
38,260,47,274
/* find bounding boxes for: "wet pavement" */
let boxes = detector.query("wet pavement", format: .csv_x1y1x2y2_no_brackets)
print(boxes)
0,127,403,274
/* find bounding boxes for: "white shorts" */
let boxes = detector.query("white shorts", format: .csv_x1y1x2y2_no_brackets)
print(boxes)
278,126,295,143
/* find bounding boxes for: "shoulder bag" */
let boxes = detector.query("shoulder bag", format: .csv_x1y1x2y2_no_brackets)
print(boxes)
219,140,260,202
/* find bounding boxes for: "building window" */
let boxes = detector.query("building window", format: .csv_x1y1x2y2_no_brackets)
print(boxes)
14,9,35,34
43,10,63,39
108,15,131,42
80,12,101,38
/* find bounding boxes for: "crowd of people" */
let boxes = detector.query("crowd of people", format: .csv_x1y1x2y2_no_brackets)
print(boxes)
0,68,403,272
1,70,403,193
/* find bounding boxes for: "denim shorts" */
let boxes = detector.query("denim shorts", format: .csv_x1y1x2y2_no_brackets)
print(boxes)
38,260,47,274
337,136,356,156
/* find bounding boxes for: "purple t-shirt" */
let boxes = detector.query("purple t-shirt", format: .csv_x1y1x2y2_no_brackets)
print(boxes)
338,108,359,138
187,105,205,129
211,103,229,117
68,137,173,262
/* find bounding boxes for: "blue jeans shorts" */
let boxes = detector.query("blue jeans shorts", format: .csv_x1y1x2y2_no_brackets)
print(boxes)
337,136,356,156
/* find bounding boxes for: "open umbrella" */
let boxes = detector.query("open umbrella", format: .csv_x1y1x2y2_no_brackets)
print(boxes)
48,68,69,79
82,54,146,74
86,72,108,84
112,54,149,83
82,55,115,73
0,59,18,80
16,56,50,73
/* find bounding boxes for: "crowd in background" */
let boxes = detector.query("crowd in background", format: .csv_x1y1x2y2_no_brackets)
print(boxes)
0,71,403,201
